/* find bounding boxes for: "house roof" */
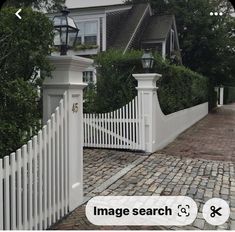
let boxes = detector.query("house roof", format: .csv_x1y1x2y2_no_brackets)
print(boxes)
142,14,174,41
65,0,125,9
111,3,150,51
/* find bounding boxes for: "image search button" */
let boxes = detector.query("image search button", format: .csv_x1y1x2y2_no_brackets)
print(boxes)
86,196,198,226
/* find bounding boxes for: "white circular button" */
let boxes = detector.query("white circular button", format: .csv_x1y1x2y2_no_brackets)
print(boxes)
203,198,230,225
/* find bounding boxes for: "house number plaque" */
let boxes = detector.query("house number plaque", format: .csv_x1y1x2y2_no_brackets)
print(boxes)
72,103,79,113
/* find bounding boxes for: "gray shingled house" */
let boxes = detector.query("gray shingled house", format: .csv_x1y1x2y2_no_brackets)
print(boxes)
50,2,181,82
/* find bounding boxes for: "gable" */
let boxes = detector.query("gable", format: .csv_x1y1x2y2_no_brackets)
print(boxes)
142,14,174,42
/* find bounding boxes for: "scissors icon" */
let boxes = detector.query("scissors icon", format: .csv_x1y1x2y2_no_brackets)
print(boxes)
210,206,222,217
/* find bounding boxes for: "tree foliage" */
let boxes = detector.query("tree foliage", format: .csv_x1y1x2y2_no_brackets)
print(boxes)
126,0,235,86
2,0,65,11
0,8,54,158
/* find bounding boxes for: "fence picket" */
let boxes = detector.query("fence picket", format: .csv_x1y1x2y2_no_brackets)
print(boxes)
87,115,89,146
104,113,107,147
127,105,129,148
132,99,135,149
42,126,47,229
47,120,52,225
135,97,139,149
89,114,91,146
10,153,16,230
55,108,60,220
129,101,133,150
22,145,28,229
107,113,110,148
114,110,117,148
33,136,38,229
60,100,65,217
111,112,113,146
27,140,33,229
98,114,101,147
38,131,43,229
95,115,97,146
84,114,87,146
3,156,10,230
0,159,3,230
122,106,126,148
51,114,56,223
64,92,69,213
16,149,22,230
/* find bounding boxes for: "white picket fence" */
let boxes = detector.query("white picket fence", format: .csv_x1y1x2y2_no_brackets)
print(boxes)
83,95,145,151
0,92,69,230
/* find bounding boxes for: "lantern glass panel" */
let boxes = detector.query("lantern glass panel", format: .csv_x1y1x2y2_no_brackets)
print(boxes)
60,27,68,45
67,17,77,28
141,50,154,71
68,29,78,47
53,16,67,26
54,29,61,46
142,59,151,69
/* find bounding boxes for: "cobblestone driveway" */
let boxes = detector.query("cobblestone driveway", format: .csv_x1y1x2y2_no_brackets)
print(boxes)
83,149,144,195
52,104,235,230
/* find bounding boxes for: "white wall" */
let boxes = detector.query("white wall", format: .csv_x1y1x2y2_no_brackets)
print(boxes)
152,92,208,151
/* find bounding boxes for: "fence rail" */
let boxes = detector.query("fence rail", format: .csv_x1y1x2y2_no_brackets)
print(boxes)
0,92,69,230
83,96,144,151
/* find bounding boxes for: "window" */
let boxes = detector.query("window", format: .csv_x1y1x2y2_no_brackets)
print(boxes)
142,42,162,54
76,21,98,46
83,71,94,83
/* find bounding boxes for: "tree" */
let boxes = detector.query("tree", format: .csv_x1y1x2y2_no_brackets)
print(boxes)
0,8,54,158
1,0,65,11
126,0,235,86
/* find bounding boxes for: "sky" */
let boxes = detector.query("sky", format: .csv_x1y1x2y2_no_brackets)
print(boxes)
65,0,125,8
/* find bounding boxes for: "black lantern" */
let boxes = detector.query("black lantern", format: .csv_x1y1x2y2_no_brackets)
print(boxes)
141,49,154,73
53,7,79,55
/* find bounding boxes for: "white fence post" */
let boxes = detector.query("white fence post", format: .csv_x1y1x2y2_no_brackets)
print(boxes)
219,86,224,106
133,73,162,153
43,56,93,211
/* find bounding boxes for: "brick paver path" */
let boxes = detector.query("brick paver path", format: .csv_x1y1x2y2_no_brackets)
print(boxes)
161,104,235,162
52,104,235,230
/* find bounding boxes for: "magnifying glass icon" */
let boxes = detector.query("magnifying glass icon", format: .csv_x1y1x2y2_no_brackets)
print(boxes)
181,208,187,214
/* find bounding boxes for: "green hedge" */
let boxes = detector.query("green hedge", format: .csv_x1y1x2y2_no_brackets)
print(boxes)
157,63,209,114
86,50,208,115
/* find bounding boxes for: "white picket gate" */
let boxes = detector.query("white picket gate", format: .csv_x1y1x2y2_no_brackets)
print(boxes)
0,92,69,230
83,95,145,151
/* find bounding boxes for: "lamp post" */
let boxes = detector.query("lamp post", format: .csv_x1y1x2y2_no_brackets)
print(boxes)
53,7,79,55
141,49,154,73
